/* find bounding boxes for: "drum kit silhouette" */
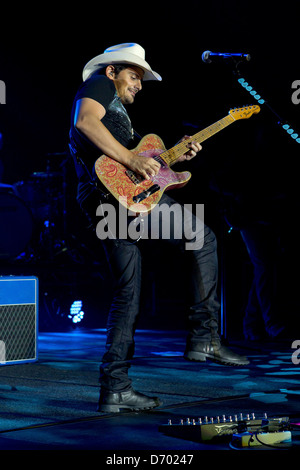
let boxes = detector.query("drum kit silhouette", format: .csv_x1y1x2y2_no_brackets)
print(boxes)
0,152,77,262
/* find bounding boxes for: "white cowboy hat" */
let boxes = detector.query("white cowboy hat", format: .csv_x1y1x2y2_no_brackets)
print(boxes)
82,43,162,82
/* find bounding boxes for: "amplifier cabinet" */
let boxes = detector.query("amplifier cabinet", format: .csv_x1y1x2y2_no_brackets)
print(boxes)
0,276,38,365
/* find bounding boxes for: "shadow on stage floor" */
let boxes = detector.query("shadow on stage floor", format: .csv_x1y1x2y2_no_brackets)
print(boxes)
0,328,299,453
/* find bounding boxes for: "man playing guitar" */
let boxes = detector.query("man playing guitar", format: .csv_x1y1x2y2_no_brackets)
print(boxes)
69,43,250,413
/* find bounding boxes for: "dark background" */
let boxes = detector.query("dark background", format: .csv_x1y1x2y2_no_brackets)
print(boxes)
0,1,299,333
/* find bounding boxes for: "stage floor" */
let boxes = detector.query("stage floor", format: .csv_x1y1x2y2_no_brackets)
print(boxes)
0,328,299,454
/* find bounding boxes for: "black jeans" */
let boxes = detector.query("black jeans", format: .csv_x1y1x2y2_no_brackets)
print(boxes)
98,193,220,392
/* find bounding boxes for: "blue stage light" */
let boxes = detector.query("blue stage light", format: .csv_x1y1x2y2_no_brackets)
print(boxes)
68,300,84,324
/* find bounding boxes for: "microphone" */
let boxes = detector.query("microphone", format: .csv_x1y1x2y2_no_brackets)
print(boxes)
202,51,251,64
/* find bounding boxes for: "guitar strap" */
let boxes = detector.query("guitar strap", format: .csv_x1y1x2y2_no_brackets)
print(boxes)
133,129,142,141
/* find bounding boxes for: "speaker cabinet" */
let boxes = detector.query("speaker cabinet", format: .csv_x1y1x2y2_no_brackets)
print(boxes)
0,276,38,365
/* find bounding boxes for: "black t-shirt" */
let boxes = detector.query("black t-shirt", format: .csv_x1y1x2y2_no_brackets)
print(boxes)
69,75,134,207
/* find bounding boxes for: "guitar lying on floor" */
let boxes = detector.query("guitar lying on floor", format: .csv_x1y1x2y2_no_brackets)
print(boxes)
95,105,260,214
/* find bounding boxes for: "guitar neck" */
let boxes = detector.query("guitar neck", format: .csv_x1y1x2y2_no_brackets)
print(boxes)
161,114,235,166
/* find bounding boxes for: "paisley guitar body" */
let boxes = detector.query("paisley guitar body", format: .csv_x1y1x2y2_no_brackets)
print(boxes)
94,134,191,214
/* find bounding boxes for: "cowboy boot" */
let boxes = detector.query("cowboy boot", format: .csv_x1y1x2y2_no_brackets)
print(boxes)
184,314,250,366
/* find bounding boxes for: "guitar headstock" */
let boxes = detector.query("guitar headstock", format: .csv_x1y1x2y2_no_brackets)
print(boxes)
229,105,260,120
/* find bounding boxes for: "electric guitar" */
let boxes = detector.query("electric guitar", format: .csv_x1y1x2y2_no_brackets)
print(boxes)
95,105,260,214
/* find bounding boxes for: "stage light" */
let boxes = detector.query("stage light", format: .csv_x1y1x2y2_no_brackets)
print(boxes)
68,300,84,324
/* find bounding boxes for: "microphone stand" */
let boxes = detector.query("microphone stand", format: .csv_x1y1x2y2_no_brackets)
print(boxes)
218,56,299,341
232,59,300,142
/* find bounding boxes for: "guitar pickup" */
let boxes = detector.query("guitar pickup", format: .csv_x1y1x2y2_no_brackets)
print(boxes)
132,184,160,203
125,169,145,185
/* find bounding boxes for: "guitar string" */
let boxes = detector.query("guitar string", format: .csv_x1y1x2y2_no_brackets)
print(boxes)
161,115,235,166
134,111,247,182
135,115,235,184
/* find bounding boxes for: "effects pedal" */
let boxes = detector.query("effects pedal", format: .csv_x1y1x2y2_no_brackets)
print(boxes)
159,413,290,444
